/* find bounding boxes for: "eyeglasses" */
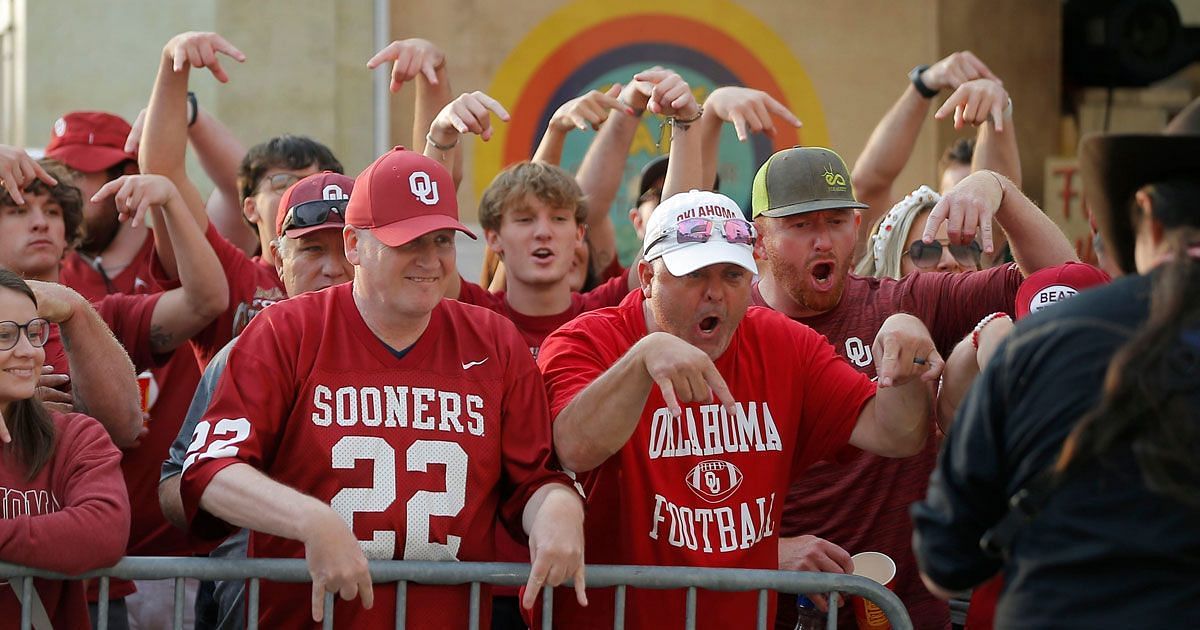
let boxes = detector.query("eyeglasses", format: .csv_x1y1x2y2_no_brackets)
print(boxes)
258,173,303,194
645,217,756,255
907,239,982,270
0,318,50,351
281,199,347,235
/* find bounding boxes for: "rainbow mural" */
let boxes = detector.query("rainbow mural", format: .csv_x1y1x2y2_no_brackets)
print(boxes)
478,0,827,263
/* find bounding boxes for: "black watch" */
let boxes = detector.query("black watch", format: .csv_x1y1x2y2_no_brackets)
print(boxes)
186,91,198,127
908,64,939,99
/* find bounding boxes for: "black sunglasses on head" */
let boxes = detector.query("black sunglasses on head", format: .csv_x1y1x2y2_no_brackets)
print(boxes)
281,199,347,234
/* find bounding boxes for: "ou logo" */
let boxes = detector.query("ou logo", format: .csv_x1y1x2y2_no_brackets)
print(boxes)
844,336,873,368
409,171,439,205
322,184,348,201
823,164,847,187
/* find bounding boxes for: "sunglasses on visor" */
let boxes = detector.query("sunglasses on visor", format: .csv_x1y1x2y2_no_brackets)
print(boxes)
645,217,756,255
281,199,348,235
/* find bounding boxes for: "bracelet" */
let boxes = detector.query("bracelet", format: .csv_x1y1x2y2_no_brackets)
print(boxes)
667,105,704,130
620,98,645,118
425,131,458,152
909,64,939,99
971,312,1011,351
186,91,198,127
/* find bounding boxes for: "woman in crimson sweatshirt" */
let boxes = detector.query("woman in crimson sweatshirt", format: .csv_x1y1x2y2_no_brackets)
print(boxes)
0,268,129,627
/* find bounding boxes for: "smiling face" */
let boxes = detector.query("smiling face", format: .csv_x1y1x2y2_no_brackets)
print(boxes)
0,288,44,406
346,226,456,321
640,259,751,360
486,194,584,290
756,208,860,316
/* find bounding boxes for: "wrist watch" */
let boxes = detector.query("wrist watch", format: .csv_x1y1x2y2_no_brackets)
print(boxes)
908,64,939,99
186,91,198,127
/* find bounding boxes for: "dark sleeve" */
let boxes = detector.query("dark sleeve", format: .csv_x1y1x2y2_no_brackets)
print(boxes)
161,339,235,482
911,335,1014,591
94,292,169,372
901,264,1024,354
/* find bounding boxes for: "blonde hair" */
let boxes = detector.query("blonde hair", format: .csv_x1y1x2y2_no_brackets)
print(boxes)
855,186,940,279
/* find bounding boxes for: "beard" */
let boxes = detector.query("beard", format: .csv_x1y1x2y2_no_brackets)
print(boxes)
78,203,121,255
763,246,852,315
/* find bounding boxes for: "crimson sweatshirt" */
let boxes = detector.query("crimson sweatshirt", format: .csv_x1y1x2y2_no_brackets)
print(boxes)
0,411,130,628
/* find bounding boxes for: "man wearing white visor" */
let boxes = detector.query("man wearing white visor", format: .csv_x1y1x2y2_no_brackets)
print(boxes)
537,189,944,628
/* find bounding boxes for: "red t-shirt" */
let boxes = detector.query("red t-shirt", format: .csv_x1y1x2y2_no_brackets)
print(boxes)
149,223,286,369
0,412,129,628
456,271,631,359
750,265,1022,630
537,290,876,629
60,236,157,298
180,283,569,629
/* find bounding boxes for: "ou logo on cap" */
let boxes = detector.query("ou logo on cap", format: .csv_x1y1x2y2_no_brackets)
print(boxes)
409,171,439,205
322,184,348,201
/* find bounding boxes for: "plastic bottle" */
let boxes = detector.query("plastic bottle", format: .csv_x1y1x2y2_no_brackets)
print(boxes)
793,595,826,630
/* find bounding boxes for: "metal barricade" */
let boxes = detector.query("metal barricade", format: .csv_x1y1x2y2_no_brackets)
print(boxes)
0,557,912,630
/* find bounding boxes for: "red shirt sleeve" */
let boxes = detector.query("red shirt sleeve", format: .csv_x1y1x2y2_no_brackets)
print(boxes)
179,305,300,540
0,413,130,574
789,322,877,471
94,291,168,373
579,268,633,311
899,264,1024,353
599,255,625,282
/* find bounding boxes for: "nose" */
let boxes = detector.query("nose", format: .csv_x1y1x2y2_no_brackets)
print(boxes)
811,223,834,252
533,215,553,239
11,329,38,357
321,253,348,280
936,245,960,272
29,207,49,231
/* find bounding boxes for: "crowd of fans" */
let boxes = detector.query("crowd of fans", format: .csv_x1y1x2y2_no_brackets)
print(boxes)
0,29,1196,630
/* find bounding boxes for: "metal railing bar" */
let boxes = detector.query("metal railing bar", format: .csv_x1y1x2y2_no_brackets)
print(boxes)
685,586,696,630
395,580,406,630
98,577,109,630
614,584,626,630
173,577,184,630
248,578,260,630
323,591,334,630
756,589,768,630
20,576,32,630
468,581,480,630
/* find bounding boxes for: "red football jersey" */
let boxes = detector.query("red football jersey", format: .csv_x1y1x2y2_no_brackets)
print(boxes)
537,290,876,629
180,283,568,629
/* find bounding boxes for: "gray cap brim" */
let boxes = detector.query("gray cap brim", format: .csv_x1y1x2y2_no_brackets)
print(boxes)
758,198,869,218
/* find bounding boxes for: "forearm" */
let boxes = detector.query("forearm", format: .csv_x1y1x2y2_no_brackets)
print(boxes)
699,110,724,192
0,506,129,574
532,127,567,165
200,462,331,541
190,107,247,203
576,112,640,272
662,121,703,199
414,66,457,186
59,304,141,447
973,111,1020,187
935,337,978,433
158,474,187,530
521,482,583,536
992,173,1077,274
864,381,931,457
141,54,209,227
852,85,932,242
159,194,229,322
205,187,259,256
552,343,654,472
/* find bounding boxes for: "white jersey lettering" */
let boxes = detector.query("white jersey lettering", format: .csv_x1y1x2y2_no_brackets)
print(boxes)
648,492,777,555
648,402,783,460
308,385,487,437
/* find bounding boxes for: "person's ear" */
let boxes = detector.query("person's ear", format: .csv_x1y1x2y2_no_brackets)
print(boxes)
243,196,260,224
484,228,504,258
638,259,654,297
270,241,284,279
853,209,863,230
343,226,361,266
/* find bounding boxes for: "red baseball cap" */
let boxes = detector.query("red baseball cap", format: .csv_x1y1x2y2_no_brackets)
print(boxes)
44,112,137,173
345,146,475,247
275,171,354,238
1015,262,1111,320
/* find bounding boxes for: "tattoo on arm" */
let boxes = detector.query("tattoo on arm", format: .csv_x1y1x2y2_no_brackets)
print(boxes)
149,324,175,354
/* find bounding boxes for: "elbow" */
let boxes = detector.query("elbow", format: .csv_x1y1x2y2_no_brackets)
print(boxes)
552,428,601,474
850,171,885,200
890,426,929,458
191,286,229,321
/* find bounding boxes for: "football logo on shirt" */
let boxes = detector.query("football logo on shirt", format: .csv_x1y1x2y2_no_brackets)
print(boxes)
685,460,744,503
409,171,439,205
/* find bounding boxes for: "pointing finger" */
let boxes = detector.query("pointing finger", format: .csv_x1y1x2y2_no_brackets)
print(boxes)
574,564,588,607
922,197,949,243
657,377,682,419
366,43,397,69
704,363,737,416
764,97,802,127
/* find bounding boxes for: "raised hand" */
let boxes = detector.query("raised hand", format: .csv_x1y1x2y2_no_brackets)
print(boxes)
163,31,246,83
0,145,57,206
704,86,802,141
923,169,1006,252
935,78,1011,132
91,174,182,229
549,85,632,132
366,38,445,93
631,69,700,119
920,50,998,92
428,91,511,146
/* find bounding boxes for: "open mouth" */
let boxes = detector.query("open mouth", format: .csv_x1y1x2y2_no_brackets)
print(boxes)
810,261,834,287
698,315,720,335
531,248,554,261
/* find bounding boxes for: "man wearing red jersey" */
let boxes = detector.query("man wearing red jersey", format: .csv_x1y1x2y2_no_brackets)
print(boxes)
539,189,942,629
181,148,585,628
